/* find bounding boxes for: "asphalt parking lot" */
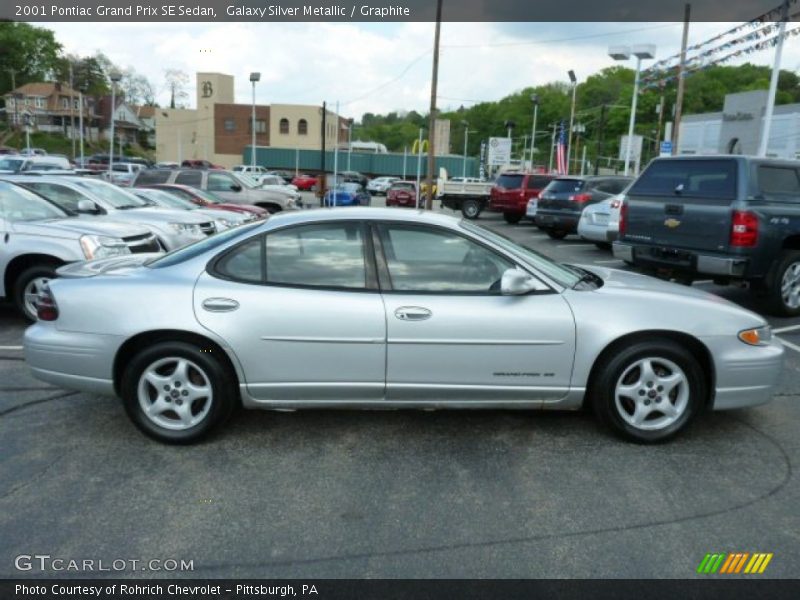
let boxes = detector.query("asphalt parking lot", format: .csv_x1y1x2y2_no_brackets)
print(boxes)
1,196,799,579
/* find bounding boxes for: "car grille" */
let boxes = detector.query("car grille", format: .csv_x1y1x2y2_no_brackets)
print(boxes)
199,222,216,236
122,233,161,254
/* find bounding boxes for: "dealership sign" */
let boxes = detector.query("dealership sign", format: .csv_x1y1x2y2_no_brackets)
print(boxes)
487,137,512,166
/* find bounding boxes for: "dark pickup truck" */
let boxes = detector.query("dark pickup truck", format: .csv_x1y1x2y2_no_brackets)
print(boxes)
613,155,800,316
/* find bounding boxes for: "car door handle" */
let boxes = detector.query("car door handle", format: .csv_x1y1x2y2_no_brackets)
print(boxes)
202,298,240,312
394,306,432,321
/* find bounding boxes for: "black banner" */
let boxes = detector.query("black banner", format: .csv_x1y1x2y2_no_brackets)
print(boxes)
4,579,800,600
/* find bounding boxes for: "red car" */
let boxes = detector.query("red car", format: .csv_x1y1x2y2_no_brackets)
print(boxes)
144,184,269,219
291,173,318,191
386,181,419,207
489,172,555,224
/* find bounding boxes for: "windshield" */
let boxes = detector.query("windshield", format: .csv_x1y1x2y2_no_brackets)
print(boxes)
460,220,581,288
73,179,148,209
147,221,262,268
0,181,68,221
0,158,24,172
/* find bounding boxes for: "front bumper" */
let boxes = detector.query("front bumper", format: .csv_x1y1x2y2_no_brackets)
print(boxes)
613,243,749,277
701,335,785,410
24,323,121,397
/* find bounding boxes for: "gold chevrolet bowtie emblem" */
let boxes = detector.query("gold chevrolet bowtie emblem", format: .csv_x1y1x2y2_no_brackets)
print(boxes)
664,218,681,228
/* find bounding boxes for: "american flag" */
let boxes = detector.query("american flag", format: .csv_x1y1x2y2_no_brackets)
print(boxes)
556,120,568,175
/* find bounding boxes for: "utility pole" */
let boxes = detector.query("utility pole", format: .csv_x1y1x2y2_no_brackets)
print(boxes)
672,3,691,155
567,70,577,174
548,123,557,173
425,0,443,210
69,63,76,160
595,104,607,175
759,0,790,156
9,68,18,130
320,100,327,181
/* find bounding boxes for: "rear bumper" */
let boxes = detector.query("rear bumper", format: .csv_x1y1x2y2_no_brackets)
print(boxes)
24,323,121,397
535,212,580,232
613,243,750,277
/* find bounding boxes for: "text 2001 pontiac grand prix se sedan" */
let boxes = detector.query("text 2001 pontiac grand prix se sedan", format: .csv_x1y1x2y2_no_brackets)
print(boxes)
24,208,784,444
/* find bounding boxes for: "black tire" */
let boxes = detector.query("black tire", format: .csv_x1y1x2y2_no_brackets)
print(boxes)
503,212,522,225
590,339,706,443
545,229,568,240
594,241,612,250
765,250,800,317
120,341,238,444
13,264,58,322
461,199,481,220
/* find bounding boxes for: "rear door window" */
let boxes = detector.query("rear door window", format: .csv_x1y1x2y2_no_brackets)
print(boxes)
630,160,737,199
758,166,800,201
175,170,203,186
134,170,171,185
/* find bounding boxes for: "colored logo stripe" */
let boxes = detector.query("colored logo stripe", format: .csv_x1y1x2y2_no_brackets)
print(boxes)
698,553,773,574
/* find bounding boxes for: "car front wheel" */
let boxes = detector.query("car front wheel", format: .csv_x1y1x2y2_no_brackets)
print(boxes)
545,229,568,240
590,339,705,443
461,199,481,219
121,341,237,444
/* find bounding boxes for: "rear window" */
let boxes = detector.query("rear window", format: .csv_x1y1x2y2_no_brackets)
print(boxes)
134,169,172,186
544,179,586,194
758,166,800,199
495,174,524,189
391,182,415,190
527,176,553,189
630,159,737,199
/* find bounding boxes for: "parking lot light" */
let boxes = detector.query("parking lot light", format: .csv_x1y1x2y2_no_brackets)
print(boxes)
567,70,577,174
609,44,656,176
108,70,122,176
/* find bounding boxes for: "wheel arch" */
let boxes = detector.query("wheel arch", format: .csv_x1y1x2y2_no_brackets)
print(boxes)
113,329,242,397
4,253,67,298
583,330,716,409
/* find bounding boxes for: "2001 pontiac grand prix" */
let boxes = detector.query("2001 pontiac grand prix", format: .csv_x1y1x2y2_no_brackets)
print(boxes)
24,208,784,444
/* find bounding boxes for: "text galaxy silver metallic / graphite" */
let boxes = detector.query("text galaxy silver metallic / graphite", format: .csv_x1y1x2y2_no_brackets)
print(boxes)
225,5,411,18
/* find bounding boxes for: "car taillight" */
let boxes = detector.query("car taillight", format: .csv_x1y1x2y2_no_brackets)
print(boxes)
730,210,759,247
569,193,593,203
36,284,59,321
619,201,628,237
610,199,621,209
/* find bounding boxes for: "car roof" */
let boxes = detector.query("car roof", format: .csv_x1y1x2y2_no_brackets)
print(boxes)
266,207,460,228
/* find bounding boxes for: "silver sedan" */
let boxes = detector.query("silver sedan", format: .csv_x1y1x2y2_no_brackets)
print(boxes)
24,208,784,444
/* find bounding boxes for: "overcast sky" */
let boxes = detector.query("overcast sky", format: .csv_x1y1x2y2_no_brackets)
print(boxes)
42,21,800,120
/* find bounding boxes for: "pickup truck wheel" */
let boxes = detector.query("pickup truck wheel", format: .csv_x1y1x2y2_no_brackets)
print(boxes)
121,341,237,444
461,199,481,219
767,250,800,316
13,265,58,322
503,212,522,224
545,229,568,240
591,339,705,443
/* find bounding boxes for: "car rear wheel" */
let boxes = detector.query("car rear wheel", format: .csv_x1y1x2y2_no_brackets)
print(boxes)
121,342,237,444
503,212,522,224
766,250,800,317
13,264,58,321
590,339,705,443
461,199,481,219
545,229,568,240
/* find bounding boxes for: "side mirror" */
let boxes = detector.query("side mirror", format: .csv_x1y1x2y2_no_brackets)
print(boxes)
500,267,543,295
76,199,99,214
230,184,242,192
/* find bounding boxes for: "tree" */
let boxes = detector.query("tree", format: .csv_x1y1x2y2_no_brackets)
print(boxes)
0,21,62,95
164,69,189,108
53,53,110,96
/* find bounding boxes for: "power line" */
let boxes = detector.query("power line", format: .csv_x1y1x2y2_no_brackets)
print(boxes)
441,24,675,49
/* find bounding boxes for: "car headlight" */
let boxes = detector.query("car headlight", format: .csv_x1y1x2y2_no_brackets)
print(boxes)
169,222,203,236
738,325,772,346
79,235,131,260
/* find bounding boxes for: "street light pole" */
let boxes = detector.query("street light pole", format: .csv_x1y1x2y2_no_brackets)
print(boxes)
78,88,84,166
249,72,260,169
108,71,122,176
567,70,577,175
609,44,655,176
759,0,790,156
416,127,423,208
530,94,539,168
347,118,353,171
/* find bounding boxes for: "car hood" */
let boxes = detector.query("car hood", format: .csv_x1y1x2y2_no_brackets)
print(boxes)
11,217,150,239
56,253,160,278
123,206,211,224
579,265,766,325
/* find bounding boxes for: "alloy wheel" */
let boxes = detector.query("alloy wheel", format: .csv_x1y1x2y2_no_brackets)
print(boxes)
613,357,689,431
780,260,800,310
22,276,50,321
137,357,213,431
